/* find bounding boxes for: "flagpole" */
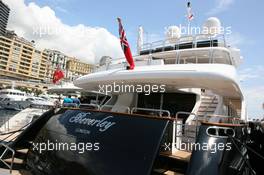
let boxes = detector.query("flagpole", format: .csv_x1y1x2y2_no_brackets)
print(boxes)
186,1,194,36
117,17,135,70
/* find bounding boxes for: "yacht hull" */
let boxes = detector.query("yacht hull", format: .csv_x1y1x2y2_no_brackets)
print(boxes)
25,109,169,175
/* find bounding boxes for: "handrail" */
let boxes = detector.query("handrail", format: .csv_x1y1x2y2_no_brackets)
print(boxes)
204,114,241,124
0,143,15,174
205,114,240,118
203,95,218,121
175,111,198,136
80,103,100,110
172,111,198,152
100,105,131,113
131,107,170,117
175,111,197,123
141,34,226,51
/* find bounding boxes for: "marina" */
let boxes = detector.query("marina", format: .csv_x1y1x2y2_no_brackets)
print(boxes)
0,0,263,175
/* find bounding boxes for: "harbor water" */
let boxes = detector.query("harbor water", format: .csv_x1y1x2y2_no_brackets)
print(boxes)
0,109,19,125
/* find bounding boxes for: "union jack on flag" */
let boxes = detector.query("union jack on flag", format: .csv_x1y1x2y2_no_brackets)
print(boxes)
117,17,135,70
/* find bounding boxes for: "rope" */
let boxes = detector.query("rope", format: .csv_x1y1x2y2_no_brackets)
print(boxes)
228,135,256,175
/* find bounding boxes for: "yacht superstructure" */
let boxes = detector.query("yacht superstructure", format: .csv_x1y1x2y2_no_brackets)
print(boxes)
74,18,245,122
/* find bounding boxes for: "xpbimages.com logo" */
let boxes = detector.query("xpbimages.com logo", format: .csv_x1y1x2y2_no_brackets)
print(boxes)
163,141,232,154
98,82,166,95
32,140,100,154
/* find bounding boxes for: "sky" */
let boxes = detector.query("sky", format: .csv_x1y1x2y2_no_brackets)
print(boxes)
3,0,264,118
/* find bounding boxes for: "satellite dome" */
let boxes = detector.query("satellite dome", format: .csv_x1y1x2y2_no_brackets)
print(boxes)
203,17,221,35
166,26,181,43
99,56,112,66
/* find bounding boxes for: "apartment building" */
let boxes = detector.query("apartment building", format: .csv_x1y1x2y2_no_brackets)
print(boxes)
0,35,48,81
0,0,10,35
66,57,93,81
45,49,68,82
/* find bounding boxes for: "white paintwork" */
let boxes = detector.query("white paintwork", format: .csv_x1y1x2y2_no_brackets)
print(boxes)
110,93,135,113
0,89,27,101
74,24,245,121
48,83,82,98
48,82,82,93
25,97,54,106
0,108,46,133
96,47,240,71
74,64,242,98
137,26,144,54
166,26,181,43
203,17,221,35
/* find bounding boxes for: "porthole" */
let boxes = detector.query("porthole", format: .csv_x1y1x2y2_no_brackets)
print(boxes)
206,126,235,138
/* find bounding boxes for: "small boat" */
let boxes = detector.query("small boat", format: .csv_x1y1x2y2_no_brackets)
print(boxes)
0,89,27,102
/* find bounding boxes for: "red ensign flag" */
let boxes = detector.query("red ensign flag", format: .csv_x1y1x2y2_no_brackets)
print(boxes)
187,2,194,21
117,18,135,70
52,68,64,84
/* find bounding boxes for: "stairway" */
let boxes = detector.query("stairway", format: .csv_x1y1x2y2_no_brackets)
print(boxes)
197,95,218,121
0,144,30,174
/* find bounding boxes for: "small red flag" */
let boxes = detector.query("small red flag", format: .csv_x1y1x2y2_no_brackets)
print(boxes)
117,18,135,70
52,68,64,84
187,2,194,21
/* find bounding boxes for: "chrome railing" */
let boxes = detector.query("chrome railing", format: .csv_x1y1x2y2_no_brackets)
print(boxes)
204,114,241,124
141,34,226,51
0,143,15,174
80,103,100,110
80,103,171,117
202,95,218,121
131,107,171,117
100,104,131,113
0,116,10,133
175,111,199,137
172,111,198,152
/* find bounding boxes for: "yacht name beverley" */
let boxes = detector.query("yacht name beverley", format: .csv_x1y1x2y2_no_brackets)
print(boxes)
69,112,116,132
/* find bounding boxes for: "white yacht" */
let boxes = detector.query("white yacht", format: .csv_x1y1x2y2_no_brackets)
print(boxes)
0,88,28,110
0,18,262,175
0,89,27,102
48,82,82,95
70,17,248,173
0,107,47,134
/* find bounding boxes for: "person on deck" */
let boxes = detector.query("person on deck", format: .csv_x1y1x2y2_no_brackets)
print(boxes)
72,98,81,107
63,95,75,107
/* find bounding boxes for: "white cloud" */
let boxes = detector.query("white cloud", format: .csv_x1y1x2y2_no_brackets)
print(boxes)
55,6,68,13
239,66,264,81
226,32,255,48
3,0,123,64
239,65,264,81
243,85,264,119
207,0,234,15
239,65,264,118
227,32,245,47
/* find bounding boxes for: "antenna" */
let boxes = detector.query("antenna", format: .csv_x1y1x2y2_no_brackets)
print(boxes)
11,81,15,89
137,26,144,55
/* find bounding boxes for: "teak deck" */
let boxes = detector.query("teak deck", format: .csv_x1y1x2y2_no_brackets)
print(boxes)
160,150,191,162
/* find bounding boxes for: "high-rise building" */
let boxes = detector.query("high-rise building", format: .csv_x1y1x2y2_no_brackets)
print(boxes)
66,57,93,81
45,50,93,82
0,35,48,81
0,0,10,36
